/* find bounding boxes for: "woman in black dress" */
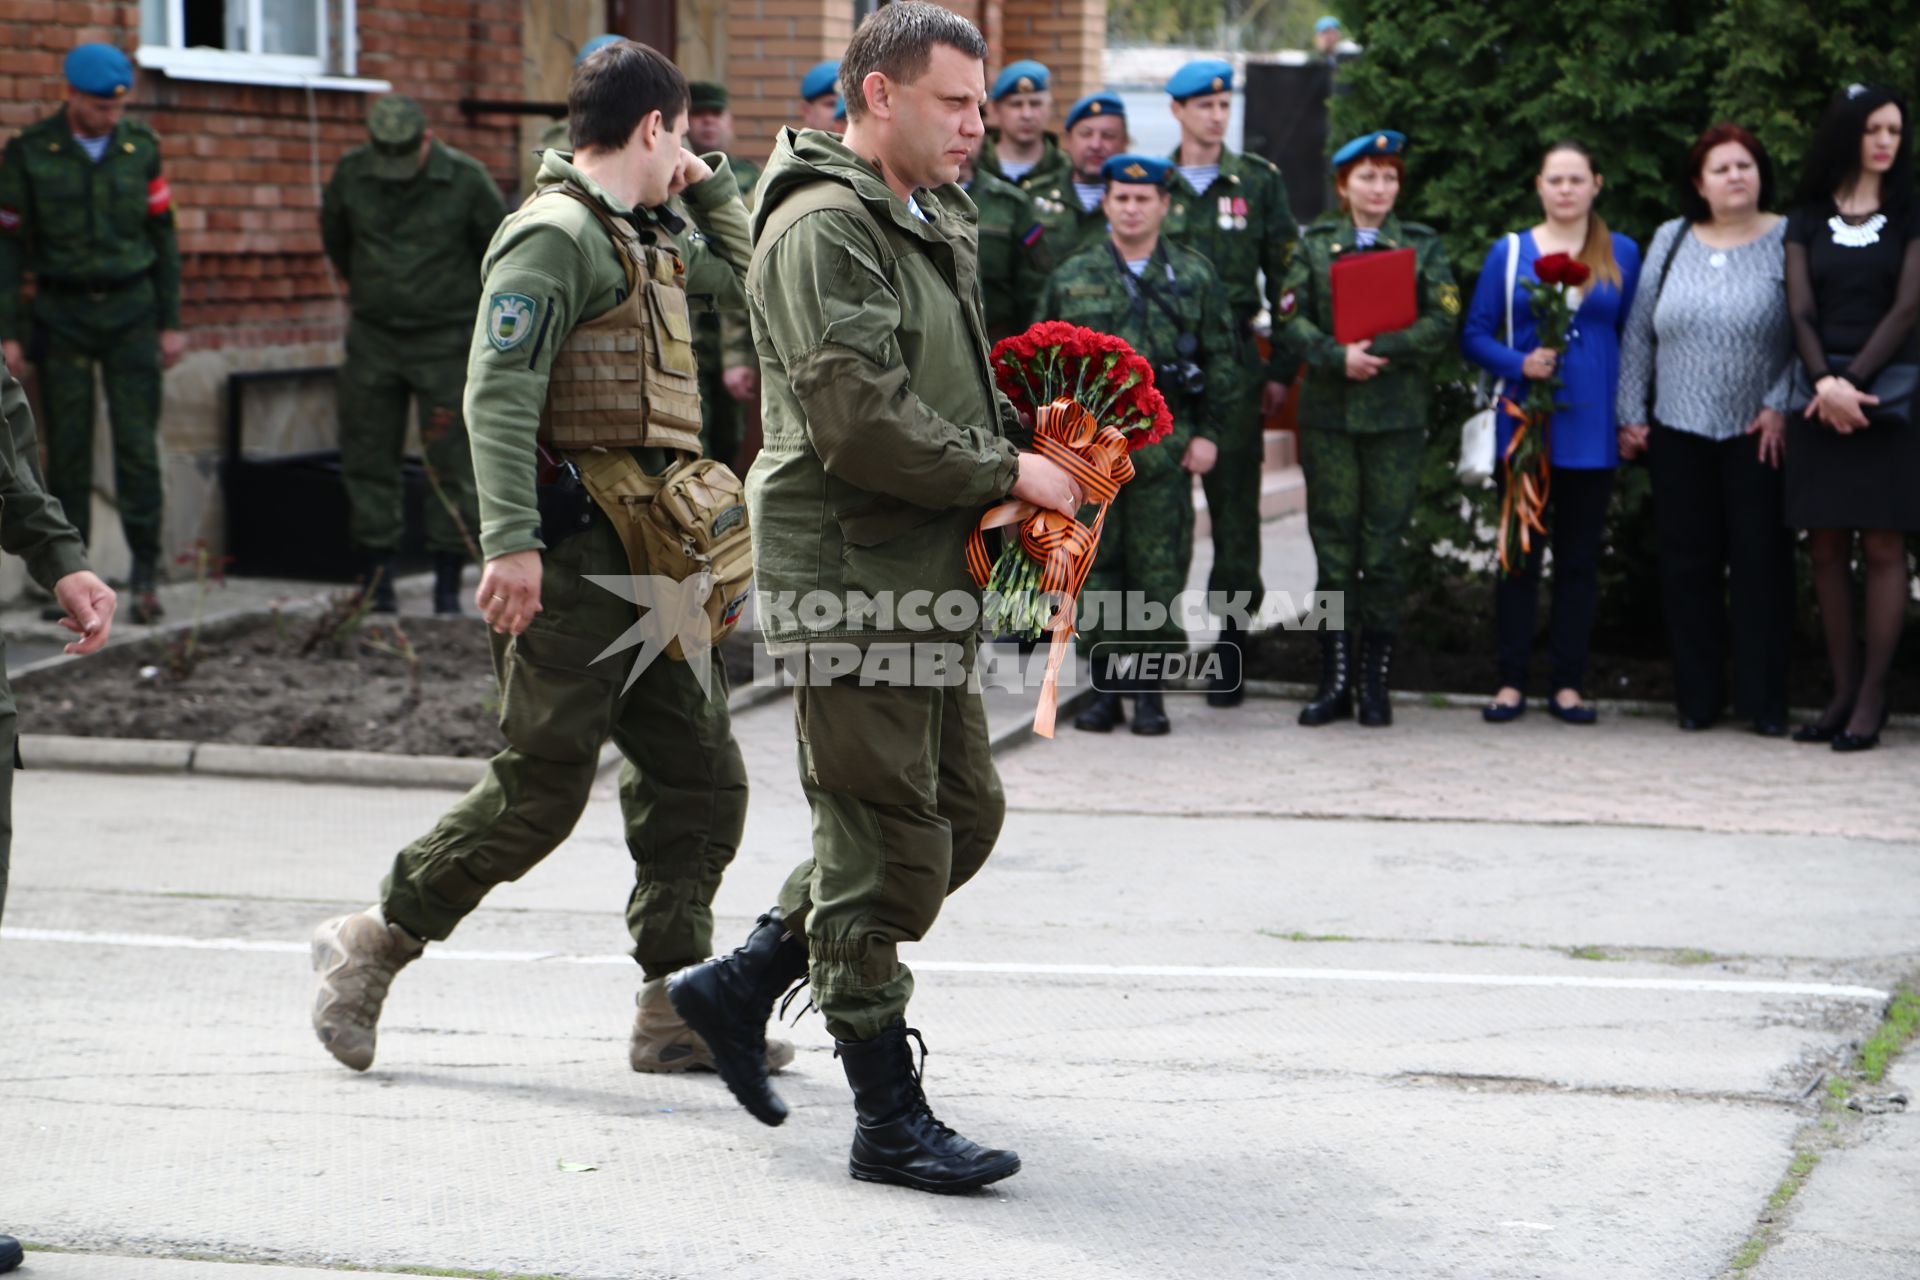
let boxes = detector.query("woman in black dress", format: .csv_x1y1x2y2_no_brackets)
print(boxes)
1785,85,1920,751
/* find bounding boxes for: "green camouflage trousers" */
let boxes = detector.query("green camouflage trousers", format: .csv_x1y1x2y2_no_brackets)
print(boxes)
1200,349,1268,615
776,639,1005,1042
34,291,163,560
337,316,478,556
694,314,741,469
1299,425,1425,632
1076,463,1195,669
381,510,748,978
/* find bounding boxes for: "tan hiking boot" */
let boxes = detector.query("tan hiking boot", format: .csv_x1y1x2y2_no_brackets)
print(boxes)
630,976,795,1075
310,906,424,1071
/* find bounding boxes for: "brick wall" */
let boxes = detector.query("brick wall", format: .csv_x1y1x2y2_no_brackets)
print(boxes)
1000,0,1103,115
5,2,522,354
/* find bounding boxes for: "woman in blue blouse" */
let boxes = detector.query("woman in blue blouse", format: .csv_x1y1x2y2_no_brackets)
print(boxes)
1461,140,1641,724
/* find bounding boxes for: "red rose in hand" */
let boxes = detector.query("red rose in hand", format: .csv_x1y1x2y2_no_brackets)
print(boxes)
1534,252,1574,286
1560,259,1592,287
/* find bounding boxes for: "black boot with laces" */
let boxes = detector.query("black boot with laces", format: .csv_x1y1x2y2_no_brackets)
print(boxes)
836,1019,1021,1193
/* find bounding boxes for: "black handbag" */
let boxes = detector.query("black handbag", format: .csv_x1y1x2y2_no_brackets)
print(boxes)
1797,354,1918,427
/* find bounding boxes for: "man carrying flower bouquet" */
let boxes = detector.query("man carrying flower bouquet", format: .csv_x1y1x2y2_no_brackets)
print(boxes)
667,2,1082,1194
1038,154,1241,735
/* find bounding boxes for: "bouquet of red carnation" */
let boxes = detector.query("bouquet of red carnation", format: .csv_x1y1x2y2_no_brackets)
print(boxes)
1497,251,1590,574
965,323,1176,737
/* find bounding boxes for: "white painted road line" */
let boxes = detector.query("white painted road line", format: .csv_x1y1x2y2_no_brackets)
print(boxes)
1,926,1890,1002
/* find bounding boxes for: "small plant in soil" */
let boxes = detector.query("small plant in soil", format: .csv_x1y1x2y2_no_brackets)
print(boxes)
164,539,233,680
362,622,423,711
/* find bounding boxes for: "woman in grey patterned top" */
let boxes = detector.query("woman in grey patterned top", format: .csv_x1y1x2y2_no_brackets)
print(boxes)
1616,124,1796,735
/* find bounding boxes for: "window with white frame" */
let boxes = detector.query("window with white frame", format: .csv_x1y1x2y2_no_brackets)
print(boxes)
137,0,388,89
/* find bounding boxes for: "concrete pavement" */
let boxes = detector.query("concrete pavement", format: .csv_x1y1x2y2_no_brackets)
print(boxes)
1,512,1916,1278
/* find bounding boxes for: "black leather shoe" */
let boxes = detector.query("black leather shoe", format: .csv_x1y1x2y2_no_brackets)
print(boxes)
1206,620,1245,707
1832,703,1890,754
1678,716,1716,732
667,908,809,1127
1482,696,1526,724
1073,685,1126,733
1298,631,1353,727
0,1234,21,1274
1752,719,1789,738
432,552,465,615
1131,681,1171,735
1356,631,1395,727
837,1020,1021,1194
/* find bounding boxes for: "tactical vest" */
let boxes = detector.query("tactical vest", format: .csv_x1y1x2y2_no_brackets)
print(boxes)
535,183,704,455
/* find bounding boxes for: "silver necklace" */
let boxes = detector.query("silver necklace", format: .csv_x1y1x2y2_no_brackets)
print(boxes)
1829,211,1887,248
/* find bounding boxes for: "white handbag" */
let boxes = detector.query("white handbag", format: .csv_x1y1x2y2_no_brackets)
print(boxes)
1457,232,1519,485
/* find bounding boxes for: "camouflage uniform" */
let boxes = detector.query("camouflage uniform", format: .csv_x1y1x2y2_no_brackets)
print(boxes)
0,108,180,566
320,133,505,558
1039,237,1240,659
978,131,1071,192
1163,147,1300,615
696,153,761,468
1273,211,1459,632
965,168,1048,341
1025,179,1111,263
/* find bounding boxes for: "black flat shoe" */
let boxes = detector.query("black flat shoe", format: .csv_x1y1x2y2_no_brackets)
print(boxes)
1752,719,1789,738
1832,704,1891,754
1482,697,1526,723
1678,715,1716,732
1794,704,1853,744
1547,699,1598,725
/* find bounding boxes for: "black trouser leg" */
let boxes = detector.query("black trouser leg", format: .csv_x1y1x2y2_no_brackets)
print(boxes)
1492,472,1545,692
1720,433,1793,724
1650,426,1729,721
1543,467,1615,696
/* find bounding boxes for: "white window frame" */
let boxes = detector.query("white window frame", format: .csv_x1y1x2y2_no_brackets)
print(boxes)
136,0,391,92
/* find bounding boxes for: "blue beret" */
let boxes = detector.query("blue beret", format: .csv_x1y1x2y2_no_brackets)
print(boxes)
1064,91,1125,131
1331,130,1407,170
1166,59,1233,101
1101,155,1171,187
64,43,133,99
992,61,1051,101
801,60,840,101
1315,16,1342,33
833,96,846,121
574,34,623,66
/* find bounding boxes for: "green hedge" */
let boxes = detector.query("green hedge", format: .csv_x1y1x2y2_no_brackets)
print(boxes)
1325,0,1920,639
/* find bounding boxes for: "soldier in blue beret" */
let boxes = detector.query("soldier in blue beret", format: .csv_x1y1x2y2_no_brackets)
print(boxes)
979,60,1068,192
1275,128,1459,728
0,40,183,623
1159,56,1301,704
1026,91,1128,260
800,60,843,132
1039,152,1241,734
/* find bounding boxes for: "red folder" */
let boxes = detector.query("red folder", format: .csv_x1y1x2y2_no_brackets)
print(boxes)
1330,247,1418,344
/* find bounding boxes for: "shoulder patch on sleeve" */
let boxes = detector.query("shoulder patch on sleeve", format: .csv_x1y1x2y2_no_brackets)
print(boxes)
1438,282,1461,316
146,176,172,216
485,293,538,352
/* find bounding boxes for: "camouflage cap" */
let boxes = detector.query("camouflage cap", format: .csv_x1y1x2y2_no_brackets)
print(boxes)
689,81,728,113
366,94,426,179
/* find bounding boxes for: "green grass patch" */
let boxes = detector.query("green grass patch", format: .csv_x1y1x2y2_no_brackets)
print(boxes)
1671,948,1720,966
1258,928,1356,943
1730,1151,1822,1273
1426,692,1451,708
1567,945,1613,962
1859,988,1920,1083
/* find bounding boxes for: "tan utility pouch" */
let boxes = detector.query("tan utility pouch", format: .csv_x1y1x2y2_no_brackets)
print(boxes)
573,448,753,660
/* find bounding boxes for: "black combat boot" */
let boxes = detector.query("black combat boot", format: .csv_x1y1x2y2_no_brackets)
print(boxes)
0,1232,21,1274
1357,630,1396,727
1297,630,1354,726
837,1019,1021,1194
1207,618,1245,707
362,549,398,613
432,552,464,615
1073,683,1126,733
129,554,164,624
1131,678,1171,735
667,907,809,1126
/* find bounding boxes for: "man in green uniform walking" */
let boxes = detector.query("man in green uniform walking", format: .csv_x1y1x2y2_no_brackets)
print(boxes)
1026,91,1127,262
977,60,1069,190
1041,154,1241,736
321,94,504,614
668,2,1082,1193
308,40,792,1080
1161,58,1302,706
686,81,762,471
0,43,183,625
958,131,1047,341
0,348,119,1279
